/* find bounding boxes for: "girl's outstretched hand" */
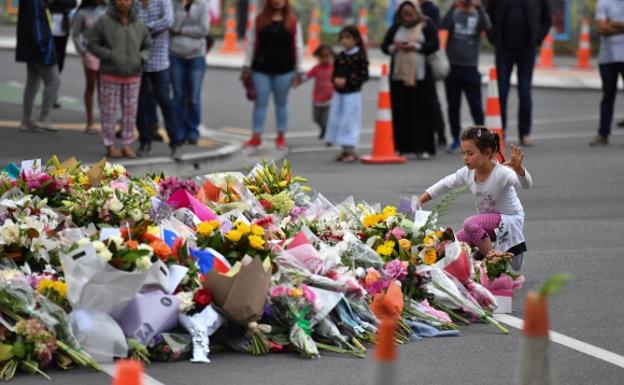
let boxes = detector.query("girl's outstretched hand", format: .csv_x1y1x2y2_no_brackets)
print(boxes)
503,144,525,173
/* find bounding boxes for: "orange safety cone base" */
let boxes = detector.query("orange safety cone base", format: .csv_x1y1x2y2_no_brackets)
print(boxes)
361,155,407,164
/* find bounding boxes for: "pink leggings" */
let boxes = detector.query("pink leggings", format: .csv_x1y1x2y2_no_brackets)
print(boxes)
456,213,502,247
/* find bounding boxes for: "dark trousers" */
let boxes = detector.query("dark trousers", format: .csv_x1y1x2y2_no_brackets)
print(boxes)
495,46,536,140
137,69,180,148
598,62,624,137
53,35,69,73
313,104,330,138
444,65,484,141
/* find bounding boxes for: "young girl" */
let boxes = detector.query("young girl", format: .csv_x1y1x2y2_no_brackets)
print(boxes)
304,44,335,140
418,127,532,270
324,26,369,162
87,0,152,158
72,0,107,134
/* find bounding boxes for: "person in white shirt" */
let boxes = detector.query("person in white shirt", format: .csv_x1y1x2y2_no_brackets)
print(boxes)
418,126,532,270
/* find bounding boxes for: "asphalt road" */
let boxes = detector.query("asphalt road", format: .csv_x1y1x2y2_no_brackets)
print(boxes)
1,50,624,385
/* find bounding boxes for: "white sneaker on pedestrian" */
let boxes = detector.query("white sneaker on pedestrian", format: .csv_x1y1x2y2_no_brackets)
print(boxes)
417,152,431,160
32,120,58,132
19,121,32,131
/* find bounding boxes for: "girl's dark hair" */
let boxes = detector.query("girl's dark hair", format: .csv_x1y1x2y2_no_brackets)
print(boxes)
78,0,101,10
338,25,367,58
313,44,335,58
460,126,505,162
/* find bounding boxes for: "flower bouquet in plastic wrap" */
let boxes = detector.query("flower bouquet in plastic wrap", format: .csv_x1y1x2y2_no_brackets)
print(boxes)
474,250,526,313
0,267,99,380
203,256,272,355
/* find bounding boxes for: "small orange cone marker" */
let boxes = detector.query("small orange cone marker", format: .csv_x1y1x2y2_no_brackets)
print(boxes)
112,360,144,385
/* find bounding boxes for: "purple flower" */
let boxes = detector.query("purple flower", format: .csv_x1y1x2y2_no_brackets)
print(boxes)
383,259,407,281
289,206,307,219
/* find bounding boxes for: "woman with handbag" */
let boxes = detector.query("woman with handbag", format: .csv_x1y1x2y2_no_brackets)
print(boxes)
240,0,304,150
169,0,211,145
381,0,439,159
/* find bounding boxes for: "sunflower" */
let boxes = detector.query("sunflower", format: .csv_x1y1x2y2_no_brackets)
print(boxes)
225,229,242,242
248,234,266,250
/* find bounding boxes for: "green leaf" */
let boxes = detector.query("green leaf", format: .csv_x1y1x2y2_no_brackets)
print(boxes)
0,345,14,362
11,338,25,359
539,273,573,297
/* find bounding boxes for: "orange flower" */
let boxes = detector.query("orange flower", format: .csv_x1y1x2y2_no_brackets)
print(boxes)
150,239,173,259
365,269,381,285
124,240,138,250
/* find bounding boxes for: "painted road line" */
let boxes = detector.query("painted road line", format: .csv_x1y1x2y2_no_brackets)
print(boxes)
494,314,624,369
101,363,167,385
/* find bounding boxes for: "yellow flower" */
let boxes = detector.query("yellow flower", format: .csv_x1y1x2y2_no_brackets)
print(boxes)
436,231,445,239
197,220,219,237
423,235,437,247
235,220,251,235
153,176,161,184
376,240,395,257
289,288,303,298
37,279,68,299
248,234,266,250
363,213,384,228
225,229,242,242
399,238,411,251
78,175,90,186
422,248,437,265
382,205,397,219
251,224,265,236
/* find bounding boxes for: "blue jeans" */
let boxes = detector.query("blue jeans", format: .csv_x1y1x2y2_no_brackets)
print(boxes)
137,69,180,148
170,55,206,142
598,62,624,137
252,71,295,134
495,46,536,139
444,65,484,141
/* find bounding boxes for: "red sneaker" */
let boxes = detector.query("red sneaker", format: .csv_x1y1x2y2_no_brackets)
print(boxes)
244,134,261,148
275,134,287,150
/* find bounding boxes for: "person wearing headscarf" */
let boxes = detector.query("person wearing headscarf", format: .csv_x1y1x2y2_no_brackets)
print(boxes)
381,0,439,159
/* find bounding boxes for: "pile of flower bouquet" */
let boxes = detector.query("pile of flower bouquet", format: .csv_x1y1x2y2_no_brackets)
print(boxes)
0,156,525,379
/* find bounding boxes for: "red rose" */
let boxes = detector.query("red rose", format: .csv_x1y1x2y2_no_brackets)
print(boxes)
193,289,212,308
259,199,273,210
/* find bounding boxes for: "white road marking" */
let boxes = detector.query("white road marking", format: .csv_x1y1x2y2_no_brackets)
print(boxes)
101,363,168,385
6,81,23,88
494,314,624,369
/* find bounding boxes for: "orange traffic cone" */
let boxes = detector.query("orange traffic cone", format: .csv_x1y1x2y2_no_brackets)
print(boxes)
515,292,552,385
358,7,369,48
112,359,143,385
576,17,593,70
243,1,257,50
369,318,398,385
361,64,407,164
537,28,556,69
438,29,449,51
305,6,321,56
485,67,506,162
220,6,241,54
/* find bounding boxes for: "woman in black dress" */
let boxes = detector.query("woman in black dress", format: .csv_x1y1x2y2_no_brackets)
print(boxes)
381,0,439,159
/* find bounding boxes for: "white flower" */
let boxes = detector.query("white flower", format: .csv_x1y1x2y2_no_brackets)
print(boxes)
108,236,124,248
92,240,106,252
137,244,153,257
130,209,142,222
77,238,91,247
135,256,152,272
0,220,20,245
113,164,126,176
99,248,113,263
176,291,194,312
109,196,123,213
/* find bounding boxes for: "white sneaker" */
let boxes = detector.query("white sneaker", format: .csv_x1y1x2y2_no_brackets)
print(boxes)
417,152,431,160
32,120,58,132
19,121,32,131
